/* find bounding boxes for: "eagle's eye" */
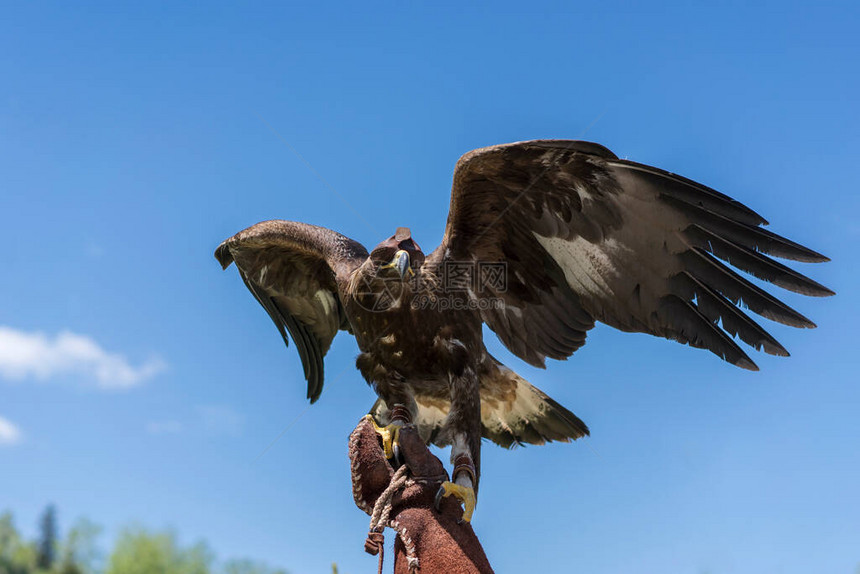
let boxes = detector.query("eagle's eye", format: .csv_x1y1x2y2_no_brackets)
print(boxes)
370,245,398,264
370,231,424,270
408,248,425,269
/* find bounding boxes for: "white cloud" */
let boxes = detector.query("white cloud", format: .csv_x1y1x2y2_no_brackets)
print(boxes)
196,405,244,437
145,406,244,438
0,326,166,390
85,239,105,258
0,415,22,446
145,420,183,435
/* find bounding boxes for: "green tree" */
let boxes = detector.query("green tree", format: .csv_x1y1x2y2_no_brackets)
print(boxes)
35,506,57,571
0,513,21,560
59,518,102,574
0,512,37,574
105,527,213,574
221,558,287,574
1,510,289,574
0,512,24,574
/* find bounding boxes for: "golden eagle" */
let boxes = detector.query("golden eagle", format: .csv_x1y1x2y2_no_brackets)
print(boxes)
215,140,831,521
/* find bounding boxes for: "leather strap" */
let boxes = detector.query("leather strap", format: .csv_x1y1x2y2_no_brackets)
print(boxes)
452,453,476,485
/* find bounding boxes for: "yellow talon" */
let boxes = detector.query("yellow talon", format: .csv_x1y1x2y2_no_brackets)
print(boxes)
436,481,476,523
365,414,401,460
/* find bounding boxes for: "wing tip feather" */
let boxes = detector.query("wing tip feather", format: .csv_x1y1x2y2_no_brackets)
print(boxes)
214,242,234,269
808,283,835,297
801,250,831,264
769,346,790,358
736,357,760,371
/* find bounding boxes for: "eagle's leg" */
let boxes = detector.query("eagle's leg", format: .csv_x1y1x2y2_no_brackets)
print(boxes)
368,379,418,461
435,367,481,523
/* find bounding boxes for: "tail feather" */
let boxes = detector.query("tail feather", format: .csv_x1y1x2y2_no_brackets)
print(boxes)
368,357,589,449
478,359,589,448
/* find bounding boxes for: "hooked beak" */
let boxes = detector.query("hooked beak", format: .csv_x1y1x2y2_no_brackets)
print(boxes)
382,250,413,279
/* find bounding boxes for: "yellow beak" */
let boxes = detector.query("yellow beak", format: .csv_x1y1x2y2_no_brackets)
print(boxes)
381,250,413,278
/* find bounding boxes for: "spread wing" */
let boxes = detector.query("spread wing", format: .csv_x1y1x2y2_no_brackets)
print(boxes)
431,140,833,370
215,220,368,402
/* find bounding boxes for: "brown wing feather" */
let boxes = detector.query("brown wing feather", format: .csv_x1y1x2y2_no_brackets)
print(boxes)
215,220,368,402
430,140,832,370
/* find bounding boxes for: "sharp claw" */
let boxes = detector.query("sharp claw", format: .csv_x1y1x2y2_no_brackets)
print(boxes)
365,414,400,460
434,481,476,523
434,484,446,513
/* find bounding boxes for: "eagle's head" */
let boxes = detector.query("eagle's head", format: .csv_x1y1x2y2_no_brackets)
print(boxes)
368,227,425,280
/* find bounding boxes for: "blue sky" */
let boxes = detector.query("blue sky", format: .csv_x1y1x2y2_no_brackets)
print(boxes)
1,2,858,572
